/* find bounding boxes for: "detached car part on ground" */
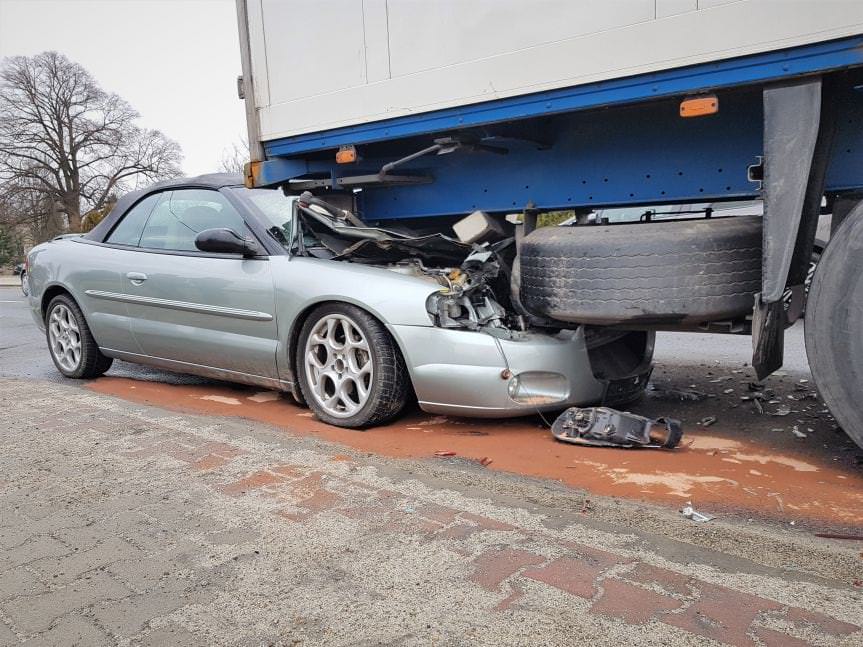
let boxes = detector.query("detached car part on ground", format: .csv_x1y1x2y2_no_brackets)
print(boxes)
25,174,652,430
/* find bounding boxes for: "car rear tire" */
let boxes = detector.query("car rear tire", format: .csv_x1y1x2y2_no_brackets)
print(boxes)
805,206,863,449
296,303,410,428
519,216,763,325
45,294,113,379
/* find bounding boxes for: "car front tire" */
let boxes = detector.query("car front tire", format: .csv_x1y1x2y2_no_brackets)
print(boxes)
45,294,113,379
296,303,410,428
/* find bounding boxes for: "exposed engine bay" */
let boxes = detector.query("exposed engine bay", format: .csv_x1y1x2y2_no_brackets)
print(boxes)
293,192,525,337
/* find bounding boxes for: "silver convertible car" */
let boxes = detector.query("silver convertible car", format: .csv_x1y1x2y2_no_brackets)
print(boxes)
27,174,653,428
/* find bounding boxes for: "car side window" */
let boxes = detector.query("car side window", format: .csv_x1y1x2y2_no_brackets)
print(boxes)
105,193,160,246
138,189,248,252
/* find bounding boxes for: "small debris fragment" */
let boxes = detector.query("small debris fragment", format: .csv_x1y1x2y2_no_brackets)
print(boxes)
791,426,807,439
434,450,456,457
723,388,734,394
769,405,792,416
649,385,706,402
698,416,717,427
681,503,714,522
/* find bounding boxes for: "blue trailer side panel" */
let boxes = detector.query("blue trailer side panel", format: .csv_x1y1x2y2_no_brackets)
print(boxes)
254,37,863,220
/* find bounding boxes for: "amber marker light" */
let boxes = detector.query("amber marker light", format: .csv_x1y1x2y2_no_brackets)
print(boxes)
336,145,358,164
680,95,719,117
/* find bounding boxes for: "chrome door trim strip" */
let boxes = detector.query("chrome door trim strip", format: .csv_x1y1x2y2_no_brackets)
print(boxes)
85,290,273,321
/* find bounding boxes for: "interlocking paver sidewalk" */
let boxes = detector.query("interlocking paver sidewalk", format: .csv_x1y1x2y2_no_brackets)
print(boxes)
0,377,860,646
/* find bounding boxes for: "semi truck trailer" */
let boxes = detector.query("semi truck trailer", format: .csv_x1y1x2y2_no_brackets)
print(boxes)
235,0,863,448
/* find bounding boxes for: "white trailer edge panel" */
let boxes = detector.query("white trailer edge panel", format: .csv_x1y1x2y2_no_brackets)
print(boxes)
240,0,863,142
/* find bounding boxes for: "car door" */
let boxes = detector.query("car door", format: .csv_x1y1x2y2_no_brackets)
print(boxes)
122,188,279,381
71,192,164,353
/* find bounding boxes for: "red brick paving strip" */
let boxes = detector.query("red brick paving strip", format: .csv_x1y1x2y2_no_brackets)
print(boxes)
470,549,546,592
660,582,782,647
523,556,611,600
122,442,862,647
589,579,683,624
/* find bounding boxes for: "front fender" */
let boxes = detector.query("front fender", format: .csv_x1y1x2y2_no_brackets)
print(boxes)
271,255,441,384
272,256,439,328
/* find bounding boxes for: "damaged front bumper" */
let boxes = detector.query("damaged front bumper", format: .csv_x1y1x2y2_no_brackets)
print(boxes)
389,324,610,417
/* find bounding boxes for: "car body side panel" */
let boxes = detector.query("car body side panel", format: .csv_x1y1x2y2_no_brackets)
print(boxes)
390,325,607,416
26,240,134,350
113,250,280,379
270,255,442,382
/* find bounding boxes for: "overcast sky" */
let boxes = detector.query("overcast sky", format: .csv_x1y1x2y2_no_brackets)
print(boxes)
0,0,247,176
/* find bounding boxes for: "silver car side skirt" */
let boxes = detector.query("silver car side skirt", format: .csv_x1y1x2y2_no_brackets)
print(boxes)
85,290,274,321
101,347,293,392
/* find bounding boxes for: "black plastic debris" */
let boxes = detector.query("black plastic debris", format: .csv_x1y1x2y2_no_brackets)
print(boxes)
551,407,683,449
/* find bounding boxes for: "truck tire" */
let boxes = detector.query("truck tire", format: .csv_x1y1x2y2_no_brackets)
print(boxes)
519,216,762,325
805,206,863,449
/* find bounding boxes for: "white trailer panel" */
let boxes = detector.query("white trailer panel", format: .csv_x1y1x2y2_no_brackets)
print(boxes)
240,0,863,142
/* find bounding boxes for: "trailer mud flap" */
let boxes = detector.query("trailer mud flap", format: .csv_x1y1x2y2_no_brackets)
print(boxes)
754,77,834,380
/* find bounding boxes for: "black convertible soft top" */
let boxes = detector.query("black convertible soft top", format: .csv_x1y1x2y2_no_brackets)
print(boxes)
85,173,243,242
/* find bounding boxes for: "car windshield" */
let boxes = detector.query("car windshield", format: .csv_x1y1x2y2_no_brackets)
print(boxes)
230,187,295,249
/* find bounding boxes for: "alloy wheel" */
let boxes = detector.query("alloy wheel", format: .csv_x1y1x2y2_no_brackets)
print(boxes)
303,314,373,418
48,303,82,372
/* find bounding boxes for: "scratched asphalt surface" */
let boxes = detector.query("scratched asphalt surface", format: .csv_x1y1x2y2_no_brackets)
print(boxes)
1,285,862,646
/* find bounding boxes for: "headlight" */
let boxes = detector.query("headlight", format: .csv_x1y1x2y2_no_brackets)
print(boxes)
507,371,569,405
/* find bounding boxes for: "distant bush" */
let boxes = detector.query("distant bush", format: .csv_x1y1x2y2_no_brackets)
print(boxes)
538,211,575,227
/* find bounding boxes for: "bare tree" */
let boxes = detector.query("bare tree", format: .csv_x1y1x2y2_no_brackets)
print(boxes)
0,51,183,232
218,137,249,174
0,176,65,246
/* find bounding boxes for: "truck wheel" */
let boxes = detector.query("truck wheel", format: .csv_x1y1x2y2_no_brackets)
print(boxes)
805,207,863,449
519,216,762,325
296,303,411,428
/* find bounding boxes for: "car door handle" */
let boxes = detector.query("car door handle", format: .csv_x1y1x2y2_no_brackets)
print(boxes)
126,272,148,285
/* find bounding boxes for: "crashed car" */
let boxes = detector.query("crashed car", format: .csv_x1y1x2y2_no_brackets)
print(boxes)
25,173,653,428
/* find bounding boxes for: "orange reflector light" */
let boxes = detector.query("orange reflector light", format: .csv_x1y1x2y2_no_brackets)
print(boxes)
336,145,358,164
680,95,718,118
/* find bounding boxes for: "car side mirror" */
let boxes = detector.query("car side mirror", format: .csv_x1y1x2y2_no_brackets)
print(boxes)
195,228,262,257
